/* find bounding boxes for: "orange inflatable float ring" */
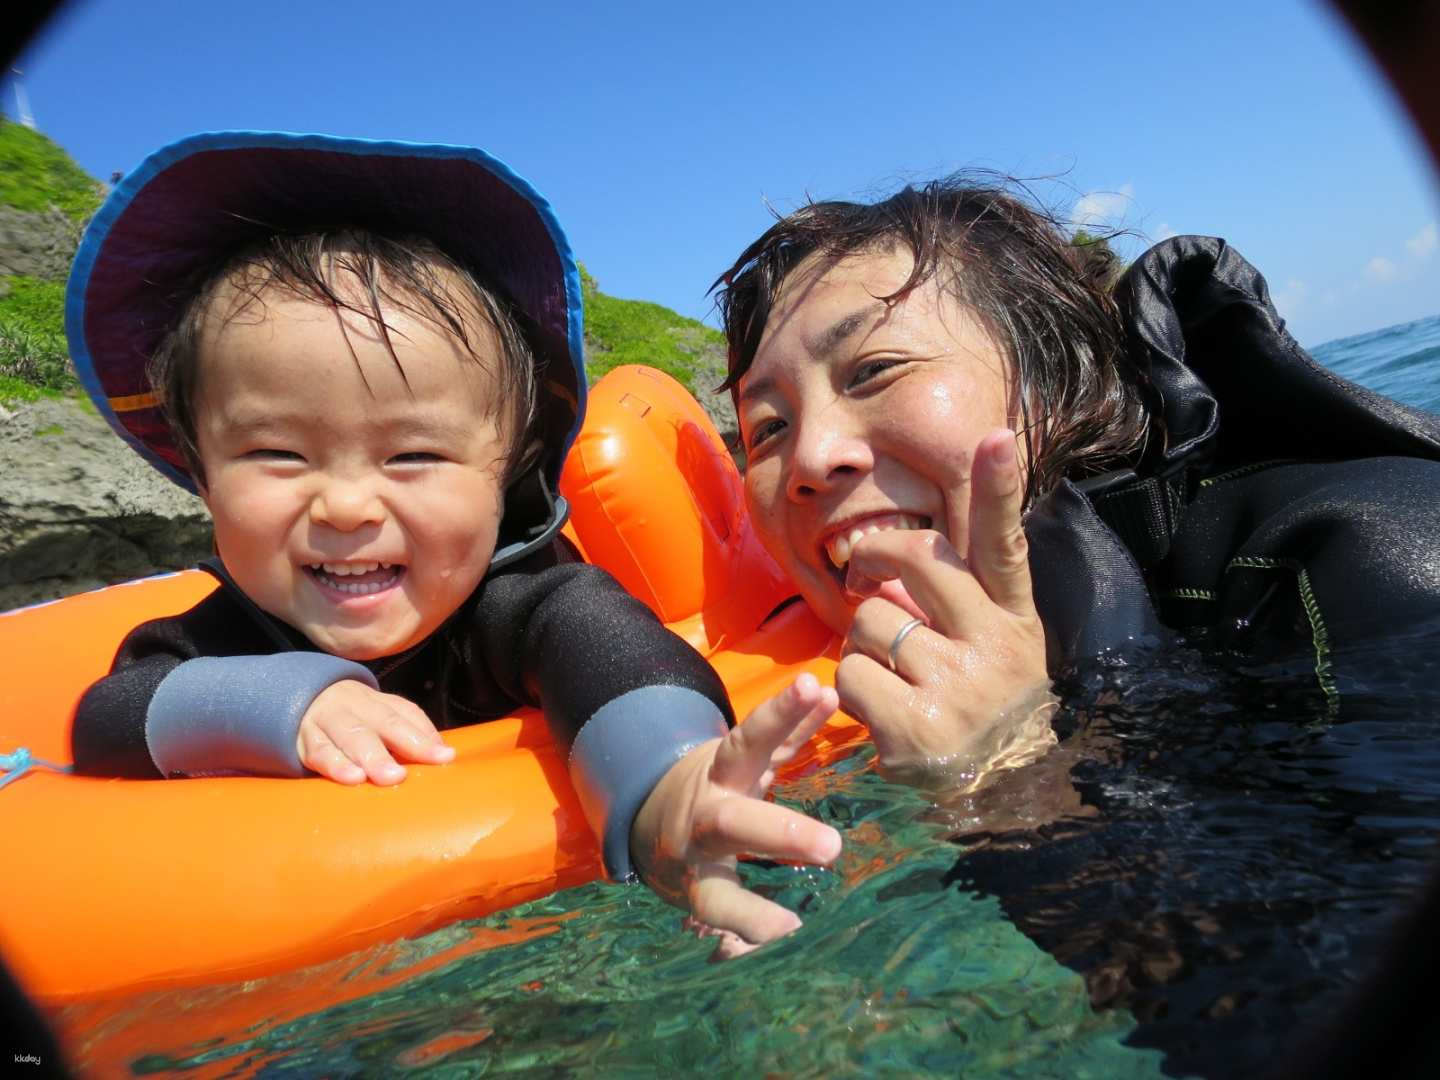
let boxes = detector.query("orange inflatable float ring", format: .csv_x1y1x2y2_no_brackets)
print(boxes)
0,365,863,1003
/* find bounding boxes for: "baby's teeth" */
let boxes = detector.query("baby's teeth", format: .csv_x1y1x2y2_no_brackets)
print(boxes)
827,533,852,568
329,578,388,595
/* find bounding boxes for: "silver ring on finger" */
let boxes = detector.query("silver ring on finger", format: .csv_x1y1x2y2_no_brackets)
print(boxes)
887,617,926,673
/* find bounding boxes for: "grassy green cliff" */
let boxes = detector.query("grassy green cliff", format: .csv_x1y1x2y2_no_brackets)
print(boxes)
0,120,106,221
580,263,728,395
0,120,105,402
0,274,70,400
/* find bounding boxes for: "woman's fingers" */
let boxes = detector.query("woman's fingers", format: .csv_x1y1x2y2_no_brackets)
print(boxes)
967,429,1036,618
828,433,1051,787
844,432,1036,637
834,650,925,769
845,597,941,684
844,528,982,641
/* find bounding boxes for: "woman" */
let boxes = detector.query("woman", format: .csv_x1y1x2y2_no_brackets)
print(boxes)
713,178,1440,783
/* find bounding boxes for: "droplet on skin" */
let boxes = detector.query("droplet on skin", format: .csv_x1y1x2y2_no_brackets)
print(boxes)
929,382,954,414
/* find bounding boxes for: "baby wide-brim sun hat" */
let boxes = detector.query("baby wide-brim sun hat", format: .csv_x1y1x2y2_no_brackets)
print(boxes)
65,130,586,565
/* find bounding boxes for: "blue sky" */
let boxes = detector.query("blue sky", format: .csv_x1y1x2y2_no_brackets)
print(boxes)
7,0,1439,347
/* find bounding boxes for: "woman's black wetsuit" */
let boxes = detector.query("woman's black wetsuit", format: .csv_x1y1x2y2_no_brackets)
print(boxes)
1027,236,1440,688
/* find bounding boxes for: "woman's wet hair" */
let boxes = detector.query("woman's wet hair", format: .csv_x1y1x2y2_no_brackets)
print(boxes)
150,230,540,487
712,175,1149,501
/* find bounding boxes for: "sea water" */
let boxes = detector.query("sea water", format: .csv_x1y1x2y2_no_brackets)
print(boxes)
58,316,1440,1079
1311,313,1440,415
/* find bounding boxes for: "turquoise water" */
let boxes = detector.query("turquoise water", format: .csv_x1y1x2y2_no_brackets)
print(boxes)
1312,313,1440,415
58,315,1440,1078
64,758,1172,1078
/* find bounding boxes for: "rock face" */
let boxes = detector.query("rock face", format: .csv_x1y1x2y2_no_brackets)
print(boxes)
0,396,212,612
0,206,83,280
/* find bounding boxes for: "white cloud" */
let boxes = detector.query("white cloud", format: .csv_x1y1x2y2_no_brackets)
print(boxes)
1153,221,1178,242
1406,222,1437,261
1272,278,1308,315
1365,256,1400,282
1071,183,1134,231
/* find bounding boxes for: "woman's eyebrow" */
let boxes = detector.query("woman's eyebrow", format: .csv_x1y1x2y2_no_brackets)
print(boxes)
803,302,883,360
739,300,887,407
737,375,775,407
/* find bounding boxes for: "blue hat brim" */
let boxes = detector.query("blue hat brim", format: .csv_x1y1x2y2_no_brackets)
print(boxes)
65,131,587,498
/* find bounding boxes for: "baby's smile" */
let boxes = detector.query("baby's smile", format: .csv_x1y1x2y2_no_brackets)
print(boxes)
305,562,406,597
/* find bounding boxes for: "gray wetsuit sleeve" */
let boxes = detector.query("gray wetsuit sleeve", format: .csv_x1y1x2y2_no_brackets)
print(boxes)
567,684,729,881
146,653,379,778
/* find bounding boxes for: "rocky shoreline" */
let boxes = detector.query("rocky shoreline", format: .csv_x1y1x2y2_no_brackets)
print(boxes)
0,395,211,612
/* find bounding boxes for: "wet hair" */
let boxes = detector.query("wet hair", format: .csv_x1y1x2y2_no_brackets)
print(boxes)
149,230,540,487
712,175,1149,501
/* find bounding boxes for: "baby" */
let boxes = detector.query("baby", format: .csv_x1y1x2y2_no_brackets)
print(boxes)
68,132,839,953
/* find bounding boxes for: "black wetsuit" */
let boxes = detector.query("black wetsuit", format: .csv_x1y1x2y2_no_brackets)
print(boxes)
1027,235,1440,685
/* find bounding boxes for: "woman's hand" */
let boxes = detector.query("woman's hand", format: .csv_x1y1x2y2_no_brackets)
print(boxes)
837,429,1055,788
631,674,842,958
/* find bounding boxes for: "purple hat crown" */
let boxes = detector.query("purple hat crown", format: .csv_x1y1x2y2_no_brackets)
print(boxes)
65,131,587,498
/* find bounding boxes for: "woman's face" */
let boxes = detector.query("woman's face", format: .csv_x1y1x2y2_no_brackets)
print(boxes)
736,246,1016,634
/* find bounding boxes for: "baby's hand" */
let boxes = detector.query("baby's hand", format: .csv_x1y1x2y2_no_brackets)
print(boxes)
296,680,455,785
631,674,842,958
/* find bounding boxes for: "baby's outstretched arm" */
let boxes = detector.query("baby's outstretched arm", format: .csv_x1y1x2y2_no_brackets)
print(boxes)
630,674,842,957
474,553,842,949
297,681,454,785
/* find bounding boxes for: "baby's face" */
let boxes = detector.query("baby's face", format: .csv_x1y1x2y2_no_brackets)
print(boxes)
192,281,512,660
